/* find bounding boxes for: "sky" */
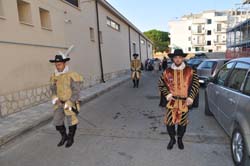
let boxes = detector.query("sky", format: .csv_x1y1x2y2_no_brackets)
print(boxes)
106,0,242,32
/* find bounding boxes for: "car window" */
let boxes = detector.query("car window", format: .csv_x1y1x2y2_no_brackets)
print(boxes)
199,61,216,69
188,59,201,65
214,62,235,86
243,72,250,96
227,63,250,91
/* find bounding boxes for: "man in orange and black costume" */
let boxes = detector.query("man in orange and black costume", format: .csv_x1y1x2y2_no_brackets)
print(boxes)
158,49,199,150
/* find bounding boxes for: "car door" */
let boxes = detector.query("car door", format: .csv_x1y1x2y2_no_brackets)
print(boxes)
237,71,250,137
217,62,250,133
207,62,235,125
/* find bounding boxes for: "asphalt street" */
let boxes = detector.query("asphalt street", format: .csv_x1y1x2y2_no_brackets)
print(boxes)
0,72,233,166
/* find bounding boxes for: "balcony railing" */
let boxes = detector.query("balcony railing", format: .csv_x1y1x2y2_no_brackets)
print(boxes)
192,42,205,46
214,28,227,33
214,40,226,45
191,30,205,35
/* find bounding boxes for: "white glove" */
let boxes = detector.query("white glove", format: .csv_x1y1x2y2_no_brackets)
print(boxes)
186,97,194,106
64,103,72,111
52,97,59,105
166,94,174,101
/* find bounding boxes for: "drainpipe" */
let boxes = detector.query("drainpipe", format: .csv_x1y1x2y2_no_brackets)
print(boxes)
95,0,105,83
139,35,142,60
128,26,132,61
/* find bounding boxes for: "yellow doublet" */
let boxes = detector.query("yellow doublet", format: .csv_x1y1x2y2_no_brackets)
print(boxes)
50,72,83,125
131,59,141,80
50,72,83,101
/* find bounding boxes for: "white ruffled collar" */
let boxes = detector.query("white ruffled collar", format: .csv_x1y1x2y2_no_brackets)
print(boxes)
171,62,186,70
55,65,69,76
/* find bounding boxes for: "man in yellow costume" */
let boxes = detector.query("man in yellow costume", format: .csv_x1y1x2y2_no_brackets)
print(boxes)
131,53,141,88
158,49,199,150
49,49,83,148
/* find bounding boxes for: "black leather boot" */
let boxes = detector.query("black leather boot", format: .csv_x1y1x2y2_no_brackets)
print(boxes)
167,136,176,150
136,80,139,88
167,125,176,150
56,125,68,147
133,80,136,88
65,125,77,148
177,125,187,150
177,137,184,150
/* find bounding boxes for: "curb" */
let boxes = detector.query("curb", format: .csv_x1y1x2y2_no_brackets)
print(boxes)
0,75,130,147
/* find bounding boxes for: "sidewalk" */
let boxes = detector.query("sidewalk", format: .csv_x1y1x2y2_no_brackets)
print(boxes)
0,75,130,147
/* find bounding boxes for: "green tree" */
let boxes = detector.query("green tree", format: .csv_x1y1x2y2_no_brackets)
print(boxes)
143,29,170,53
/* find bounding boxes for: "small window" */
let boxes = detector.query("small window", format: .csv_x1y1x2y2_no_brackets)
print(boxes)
207,41,211,46
141,39,145,45
216,46,222,51
39,8,52,30
188,26,191,31
188,37,191,41
243,73,250,96
214,62,235,86
188,47,191,51
99,31,103,44
207,19,212,24
208,49,213,52
107,17,120,31
89,27,95,42
64,0,79,7
0,0,4,17
227,63,250,91
207,30,212,35
17,0,32,24
197,25,202,33
217,24,222,32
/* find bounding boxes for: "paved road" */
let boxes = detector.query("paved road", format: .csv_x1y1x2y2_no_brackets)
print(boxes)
0,72,233,166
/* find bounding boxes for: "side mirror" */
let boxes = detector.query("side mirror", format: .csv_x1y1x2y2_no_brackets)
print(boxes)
207,76,214,83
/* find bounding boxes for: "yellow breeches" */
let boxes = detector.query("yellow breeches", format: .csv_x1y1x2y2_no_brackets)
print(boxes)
64,109,79,126
131,71,141,80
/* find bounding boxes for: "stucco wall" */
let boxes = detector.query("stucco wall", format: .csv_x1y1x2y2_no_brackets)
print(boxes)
98,4,130,76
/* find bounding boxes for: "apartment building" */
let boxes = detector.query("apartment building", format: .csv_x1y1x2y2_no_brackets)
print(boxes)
226,0,250,58
0,0,153,117
169,10,228,53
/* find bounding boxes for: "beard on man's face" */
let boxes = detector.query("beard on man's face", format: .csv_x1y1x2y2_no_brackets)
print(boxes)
173,58,183,67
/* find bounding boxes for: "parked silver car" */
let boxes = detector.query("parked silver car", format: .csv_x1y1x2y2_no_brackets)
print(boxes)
205,58,250,166
197,59,228,85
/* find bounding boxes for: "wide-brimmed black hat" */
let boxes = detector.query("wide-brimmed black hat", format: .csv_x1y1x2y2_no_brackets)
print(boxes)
168,49,188,59
133,53,139,57
49,55,70,63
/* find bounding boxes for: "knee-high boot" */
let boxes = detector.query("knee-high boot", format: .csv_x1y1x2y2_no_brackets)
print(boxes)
133,80,136,88
65,125,77,148
136,79,139,88
177,125,187,150
166,125,176,150
56,125,68,147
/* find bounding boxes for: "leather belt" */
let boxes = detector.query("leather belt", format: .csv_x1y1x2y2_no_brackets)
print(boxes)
173,96,187,100
60,100,66,104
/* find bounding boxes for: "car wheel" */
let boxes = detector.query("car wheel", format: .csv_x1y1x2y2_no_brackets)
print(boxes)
231,127,250,166
204,90,213,116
